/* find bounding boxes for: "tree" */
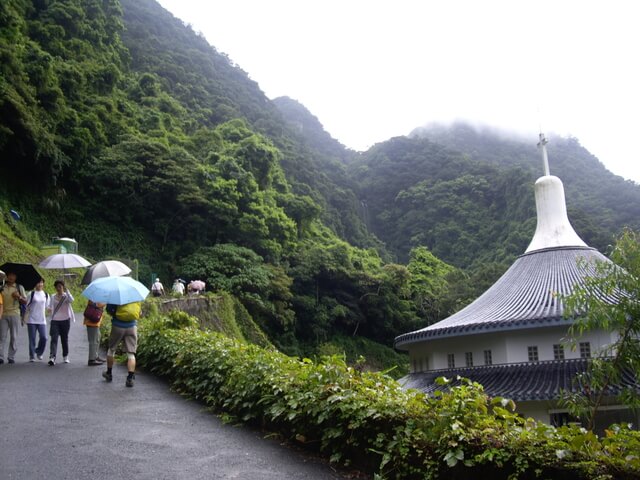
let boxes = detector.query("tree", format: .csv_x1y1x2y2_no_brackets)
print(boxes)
407,246,455,324
561,228,640,430
178,244,295,332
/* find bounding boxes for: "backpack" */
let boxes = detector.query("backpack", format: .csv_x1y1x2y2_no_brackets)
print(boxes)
115,302,141,321
83,302,104,324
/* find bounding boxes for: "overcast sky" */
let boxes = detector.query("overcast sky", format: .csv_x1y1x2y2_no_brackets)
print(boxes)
156,0,640,183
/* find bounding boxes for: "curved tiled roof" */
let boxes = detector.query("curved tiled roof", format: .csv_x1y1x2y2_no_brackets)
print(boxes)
400,359,639,401
395,246,616,349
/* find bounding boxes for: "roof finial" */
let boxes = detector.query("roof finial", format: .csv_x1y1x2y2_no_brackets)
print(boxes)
537,132,550,176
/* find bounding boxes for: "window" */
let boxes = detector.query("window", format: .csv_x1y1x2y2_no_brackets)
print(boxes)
553,344,565,360
550,412,578,427
528,345,539,362
447,353,455,368
484,350,492,365
580,342,591,358
465,351,473,367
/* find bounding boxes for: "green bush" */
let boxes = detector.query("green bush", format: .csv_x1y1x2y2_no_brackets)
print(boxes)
136,321,640,479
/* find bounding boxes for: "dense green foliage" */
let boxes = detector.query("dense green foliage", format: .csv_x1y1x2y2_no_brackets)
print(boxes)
0,0,393,354
137,317,640,479
349,126,640,276
2,0,640,365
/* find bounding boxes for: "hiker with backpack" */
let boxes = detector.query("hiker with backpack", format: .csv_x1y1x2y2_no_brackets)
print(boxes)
83,300,106,366
103,301,142,387
48,280,75,366
0,271,27,364
23,278,50,362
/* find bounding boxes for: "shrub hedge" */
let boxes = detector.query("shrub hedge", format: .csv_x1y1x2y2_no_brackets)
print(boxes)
136,319,640,479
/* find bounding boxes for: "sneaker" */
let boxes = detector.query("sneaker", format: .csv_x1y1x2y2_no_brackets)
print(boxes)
126,374,135,388
8,358,15,364
95,357,106,363
48,358,55,366
88,360,102,366
37,355,43,360
63,356,70,364
29,358,35,362
102,371,113,382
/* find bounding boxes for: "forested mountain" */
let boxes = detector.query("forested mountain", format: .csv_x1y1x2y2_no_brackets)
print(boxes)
1,0,638,364
412,122,640,235
348,124,640,269
0,0,419,362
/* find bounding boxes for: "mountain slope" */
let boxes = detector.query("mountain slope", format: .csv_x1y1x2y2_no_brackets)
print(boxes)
120,0,376,250
348,125,640,267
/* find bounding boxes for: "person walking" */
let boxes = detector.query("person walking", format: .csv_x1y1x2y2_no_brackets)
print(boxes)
103,301,141,387
23,278,50,362
0,271,27,364
83,300,106,366
172,279,185,296
151,278,164,297
48,280,74,365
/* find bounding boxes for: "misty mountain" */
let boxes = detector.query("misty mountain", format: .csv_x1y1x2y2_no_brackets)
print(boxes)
347,123,640,267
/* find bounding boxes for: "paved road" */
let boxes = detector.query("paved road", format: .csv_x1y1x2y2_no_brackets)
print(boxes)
0,315,357,479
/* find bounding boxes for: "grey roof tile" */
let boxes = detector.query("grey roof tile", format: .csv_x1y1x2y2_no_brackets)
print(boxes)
395,246,618,348
401,359,639,401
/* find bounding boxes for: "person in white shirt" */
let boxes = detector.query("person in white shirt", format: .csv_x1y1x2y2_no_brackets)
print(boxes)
172,279,185,296
24,278,50,362
151,278,164,297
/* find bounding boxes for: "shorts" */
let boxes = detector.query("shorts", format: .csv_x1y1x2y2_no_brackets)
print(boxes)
108,325,138,354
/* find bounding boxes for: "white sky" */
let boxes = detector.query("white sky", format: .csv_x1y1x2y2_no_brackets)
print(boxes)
156,0,640,183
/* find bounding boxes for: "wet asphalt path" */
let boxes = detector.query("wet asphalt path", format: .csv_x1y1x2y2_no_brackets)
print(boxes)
0,314,355,479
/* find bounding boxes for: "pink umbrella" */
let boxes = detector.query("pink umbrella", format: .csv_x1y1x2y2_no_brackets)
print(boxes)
188,280,206,292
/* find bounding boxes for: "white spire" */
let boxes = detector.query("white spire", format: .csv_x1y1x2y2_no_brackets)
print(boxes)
525,134,588,253
537,132,550,176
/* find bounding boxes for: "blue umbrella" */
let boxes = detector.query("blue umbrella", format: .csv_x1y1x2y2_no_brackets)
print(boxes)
82,276,149,305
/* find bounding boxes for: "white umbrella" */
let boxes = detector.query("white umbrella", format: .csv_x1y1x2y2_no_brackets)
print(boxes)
39,253,92,269
81,260,132,285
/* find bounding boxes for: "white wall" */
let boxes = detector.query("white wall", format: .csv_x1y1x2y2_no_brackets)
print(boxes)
407,326,617,372
408,332,507,371
504,327,615,363
517,400,554,423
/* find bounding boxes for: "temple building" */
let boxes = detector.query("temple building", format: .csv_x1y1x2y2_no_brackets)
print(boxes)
394,134,639,429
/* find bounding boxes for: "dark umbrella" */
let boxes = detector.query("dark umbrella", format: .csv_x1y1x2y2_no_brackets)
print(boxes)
0,263,42,290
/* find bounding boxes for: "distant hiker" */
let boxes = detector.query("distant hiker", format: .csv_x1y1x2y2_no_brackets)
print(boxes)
103,301,142,387
23,278,50,362
83,300,106,366
0,271,27,364
151,278,164,297
48,280,74,366
172,279,185,296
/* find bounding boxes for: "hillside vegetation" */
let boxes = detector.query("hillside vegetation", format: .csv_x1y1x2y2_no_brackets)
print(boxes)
2,0,639,363
3,2,640,477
